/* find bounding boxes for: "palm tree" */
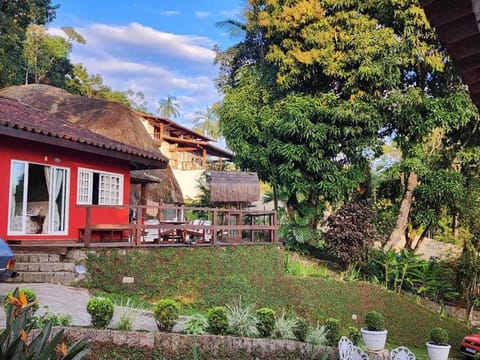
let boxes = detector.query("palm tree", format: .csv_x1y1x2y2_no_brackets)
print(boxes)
193,106,220,139
157,95,180,118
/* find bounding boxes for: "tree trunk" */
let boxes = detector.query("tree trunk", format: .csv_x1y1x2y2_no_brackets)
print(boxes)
386,171,419,250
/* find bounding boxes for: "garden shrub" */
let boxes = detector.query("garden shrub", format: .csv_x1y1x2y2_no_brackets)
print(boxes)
364,311,385,331
225,299,259,337
325,318,341,346
184,313,209,335
32,310,72,329
293,316,309,342
255,307,276,338
207,306,229,335
272,311,297,340
153,298,179,332
429,327,449,345
306,324,328,345
345,326,361,345
325,200,378,269
87,297,114,329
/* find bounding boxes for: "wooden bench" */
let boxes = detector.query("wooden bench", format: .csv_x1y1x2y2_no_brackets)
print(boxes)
78,224,135,242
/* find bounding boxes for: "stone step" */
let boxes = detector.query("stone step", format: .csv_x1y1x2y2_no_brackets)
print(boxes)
15,262,76,273
15,253,62,263
10,271,81,284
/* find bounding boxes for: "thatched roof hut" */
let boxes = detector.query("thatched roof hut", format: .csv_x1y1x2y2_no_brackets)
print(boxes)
209,171,260,206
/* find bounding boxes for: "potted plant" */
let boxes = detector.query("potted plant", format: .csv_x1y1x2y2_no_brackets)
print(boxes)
426,327,450,360
360,311,388,351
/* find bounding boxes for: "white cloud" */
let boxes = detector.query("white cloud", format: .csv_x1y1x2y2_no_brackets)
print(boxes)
62,21,222,126
195,11,210,19
160,10,179,16
81,22,215,64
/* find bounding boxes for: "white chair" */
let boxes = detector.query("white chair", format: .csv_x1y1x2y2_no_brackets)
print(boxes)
351,345,369,360
339,336,354,360
390,346,416,360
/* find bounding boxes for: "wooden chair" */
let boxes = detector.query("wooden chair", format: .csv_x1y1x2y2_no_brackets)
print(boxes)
390,346,416,360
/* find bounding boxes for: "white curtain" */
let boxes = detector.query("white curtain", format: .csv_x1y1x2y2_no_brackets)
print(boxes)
42,167,51,234
52,169,64,231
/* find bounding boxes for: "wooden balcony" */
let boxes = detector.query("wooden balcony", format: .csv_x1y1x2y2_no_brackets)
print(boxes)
81,204,277,247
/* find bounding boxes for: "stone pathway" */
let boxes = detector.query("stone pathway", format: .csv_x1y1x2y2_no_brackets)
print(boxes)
0,283,186,332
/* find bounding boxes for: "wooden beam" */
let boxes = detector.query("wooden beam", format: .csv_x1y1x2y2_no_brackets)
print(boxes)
422,0,473,27
435,14,478,44
447,33,480,61
169,147,199,152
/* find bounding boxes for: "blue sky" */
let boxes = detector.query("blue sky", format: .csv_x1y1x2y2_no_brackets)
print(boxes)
50,1,246,127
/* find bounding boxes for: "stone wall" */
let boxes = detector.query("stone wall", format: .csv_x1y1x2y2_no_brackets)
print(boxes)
53,327,335,360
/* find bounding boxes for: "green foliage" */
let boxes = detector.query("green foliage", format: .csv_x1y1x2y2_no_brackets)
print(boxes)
272,311,297,340
325,318,341,346
207,307,229,335
255,307,276,338
116,313,133,332
306,325,328,346
0,287,90,359
325,200,378,268
293,317,309,342
365,311,385,331
86,297,114,329
157,95,180,118
184,314,209,335
360,248,458,303
284,253,328,278
225,299,259,338
345,326,362,345
429,327,449,345
153,298,180,332
31,308,72,329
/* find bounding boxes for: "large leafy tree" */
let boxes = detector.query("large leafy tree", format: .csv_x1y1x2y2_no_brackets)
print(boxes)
217,0,400,230
0,0,58,87
23,24,83,86
217,0,480,248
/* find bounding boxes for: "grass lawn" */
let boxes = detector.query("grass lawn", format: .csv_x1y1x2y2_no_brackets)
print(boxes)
84,245,471,353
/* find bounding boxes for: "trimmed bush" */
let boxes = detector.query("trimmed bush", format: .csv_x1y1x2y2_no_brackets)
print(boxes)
430,327,449,345
86,297,114,329
346,326,361,345
207,306,229,335
293,317,309,342
153,298,179,332
364,311,385,331
256,307,276,338
325,318,341,346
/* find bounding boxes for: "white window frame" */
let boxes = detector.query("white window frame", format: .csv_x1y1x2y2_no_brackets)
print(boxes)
8,160,70,235
77,168,124,205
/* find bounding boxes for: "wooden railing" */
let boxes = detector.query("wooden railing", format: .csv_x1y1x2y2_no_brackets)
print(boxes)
81,204,277,247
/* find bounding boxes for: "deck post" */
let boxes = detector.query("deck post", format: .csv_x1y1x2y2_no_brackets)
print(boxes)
271,212,277,243
212,209,217,245
85,206,91,247
135,205,143,246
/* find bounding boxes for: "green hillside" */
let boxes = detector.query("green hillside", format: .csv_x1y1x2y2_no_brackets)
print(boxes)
85,245,469,350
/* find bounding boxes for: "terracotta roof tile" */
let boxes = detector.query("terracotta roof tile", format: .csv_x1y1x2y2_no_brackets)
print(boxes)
0,96,167,166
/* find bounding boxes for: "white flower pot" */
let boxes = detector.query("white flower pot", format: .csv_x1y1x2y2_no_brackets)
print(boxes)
426,342,451,360
361,328,388,351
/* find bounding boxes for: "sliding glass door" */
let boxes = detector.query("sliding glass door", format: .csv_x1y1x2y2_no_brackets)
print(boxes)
8,161,69,235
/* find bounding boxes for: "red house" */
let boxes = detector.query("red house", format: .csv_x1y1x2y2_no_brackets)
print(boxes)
0,96,167,243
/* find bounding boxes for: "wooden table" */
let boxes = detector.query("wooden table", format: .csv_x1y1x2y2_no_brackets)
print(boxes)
157,220,187,243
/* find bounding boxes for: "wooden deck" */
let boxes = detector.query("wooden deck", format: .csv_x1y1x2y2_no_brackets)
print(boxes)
10,204,278,248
